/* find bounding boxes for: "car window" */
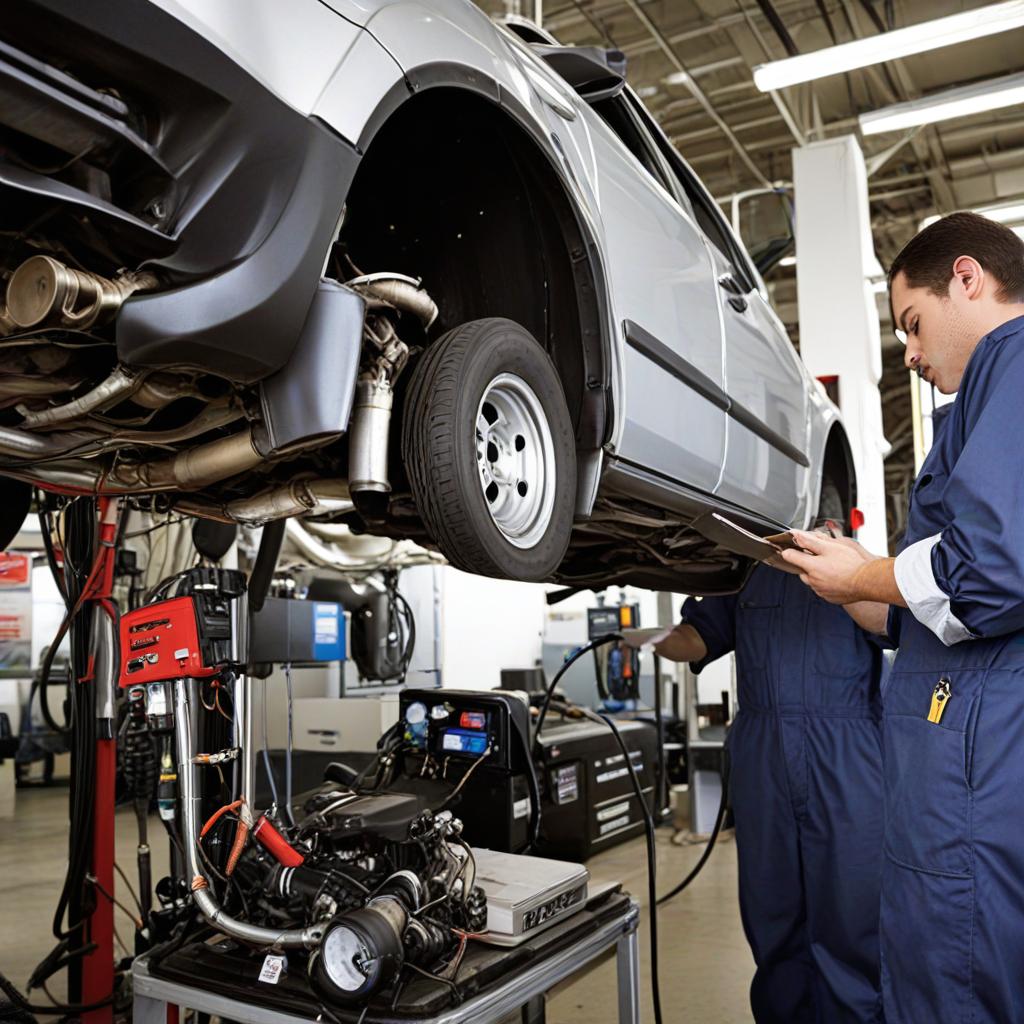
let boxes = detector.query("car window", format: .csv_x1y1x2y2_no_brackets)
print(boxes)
589,96,675,196
625,93,757,291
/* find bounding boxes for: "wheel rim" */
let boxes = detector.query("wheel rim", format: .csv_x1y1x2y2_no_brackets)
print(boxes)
475,373,557,550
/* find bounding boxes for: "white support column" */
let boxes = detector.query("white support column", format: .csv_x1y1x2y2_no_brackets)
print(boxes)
793,135,891,555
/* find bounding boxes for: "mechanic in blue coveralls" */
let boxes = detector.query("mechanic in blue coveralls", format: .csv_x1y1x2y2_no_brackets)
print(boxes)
652,518,888,1024
783,211,1024,1024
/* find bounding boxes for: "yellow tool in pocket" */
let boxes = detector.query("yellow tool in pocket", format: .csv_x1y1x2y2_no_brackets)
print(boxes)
927,678,952,724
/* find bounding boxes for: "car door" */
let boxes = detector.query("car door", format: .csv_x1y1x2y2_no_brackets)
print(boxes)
696,197,807,523
570,93,728,496
633,99,809,523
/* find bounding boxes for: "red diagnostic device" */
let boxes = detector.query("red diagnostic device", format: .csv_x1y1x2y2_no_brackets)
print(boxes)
117,596,218,686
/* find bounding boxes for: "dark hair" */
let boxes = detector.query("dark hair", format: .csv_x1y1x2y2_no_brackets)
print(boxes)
888,210,1024,302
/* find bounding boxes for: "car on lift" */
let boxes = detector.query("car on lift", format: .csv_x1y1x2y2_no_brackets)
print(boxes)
0,0,854,593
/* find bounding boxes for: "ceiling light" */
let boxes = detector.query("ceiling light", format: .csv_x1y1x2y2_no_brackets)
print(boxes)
977,200,1024,225
753,0,1024,92
920,201,1024,235
860,71,1024,134
779,256,796,267
662,71,690,86
635,85,659,98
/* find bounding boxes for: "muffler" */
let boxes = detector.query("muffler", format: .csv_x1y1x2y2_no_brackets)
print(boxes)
4,255,157,332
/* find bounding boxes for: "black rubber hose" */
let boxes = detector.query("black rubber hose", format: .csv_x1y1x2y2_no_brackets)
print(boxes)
248,519,286,614
0,967,113,1017
592,710,663,1024
533,633,621,750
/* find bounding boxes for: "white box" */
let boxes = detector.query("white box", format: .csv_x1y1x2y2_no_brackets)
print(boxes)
292,695,400,753
472,848,588,946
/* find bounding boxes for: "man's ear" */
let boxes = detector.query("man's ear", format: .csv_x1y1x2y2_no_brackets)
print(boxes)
952,254,984,299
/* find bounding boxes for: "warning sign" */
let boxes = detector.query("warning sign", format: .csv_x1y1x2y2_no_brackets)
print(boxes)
0,552,31,670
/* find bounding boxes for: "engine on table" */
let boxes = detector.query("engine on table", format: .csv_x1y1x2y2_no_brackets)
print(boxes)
231,789,487,1003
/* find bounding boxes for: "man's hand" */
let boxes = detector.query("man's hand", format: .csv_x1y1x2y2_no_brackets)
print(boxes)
651,623,708,664
830,536,880,564
781,531,904,607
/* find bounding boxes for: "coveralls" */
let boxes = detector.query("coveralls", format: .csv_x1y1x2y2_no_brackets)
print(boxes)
882,315,1024,1022
682,565,885,1023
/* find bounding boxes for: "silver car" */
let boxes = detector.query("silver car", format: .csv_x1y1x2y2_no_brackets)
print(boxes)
0,0,853,592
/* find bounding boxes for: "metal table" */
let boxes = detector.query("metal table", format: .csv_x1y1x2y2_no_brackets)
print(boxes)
133,894,641,1024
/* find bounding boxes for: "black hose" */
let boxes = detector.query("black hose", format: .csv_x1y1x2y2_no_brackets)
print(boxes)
248,520,286,614
657,747,730,906
533,633,621,750
0,967,113,1017
590,710,663,1024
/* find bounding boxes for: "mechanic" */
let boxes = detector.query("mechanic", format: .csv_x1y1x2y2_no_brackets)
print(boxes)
653,520,886,1024
782,211,1024,1024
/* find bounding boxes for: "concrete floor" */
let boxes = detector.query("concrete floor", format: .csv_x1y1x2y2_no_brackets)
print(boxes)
0,786,755,1022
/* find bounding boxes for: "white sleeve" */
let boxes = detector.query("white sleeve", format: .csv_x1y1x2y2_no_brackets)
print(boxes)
894,533,976,646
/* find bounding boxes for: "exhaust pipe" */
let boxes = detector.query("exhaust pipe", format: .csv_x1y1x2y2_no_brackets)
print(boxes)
0,429,263,494
4,255,157,332
224,479,351,524
17,365,143,429
348,375,393,497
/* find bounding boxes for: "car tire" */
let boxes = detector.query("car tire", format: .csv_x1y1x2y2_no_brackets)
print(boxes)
816,478,846,527
401,318,576,580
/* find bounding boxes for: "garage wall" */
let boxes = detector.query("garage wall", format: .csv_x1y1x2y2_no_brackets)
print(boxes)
438,567,546,690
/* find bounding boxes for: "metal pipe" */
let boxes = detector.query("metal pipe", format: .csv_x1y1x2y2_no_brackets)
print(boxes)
347,274,438,329
113,429,264,491
17,365,142,428
1,427,264,495
174,677,323,949
348,376,394,495
232,671,257,815
0,425,97,458
0,402,243,464
5,255,157,332
224,479,352,525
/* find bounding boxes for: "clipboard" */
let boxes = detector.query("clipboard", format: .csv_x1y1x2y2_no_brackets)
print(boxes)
692,512,807,574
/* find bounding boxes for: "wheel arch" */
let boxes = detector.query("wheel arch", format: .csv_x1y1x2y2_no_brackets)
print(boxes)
818,421,858,526
343,66,613,515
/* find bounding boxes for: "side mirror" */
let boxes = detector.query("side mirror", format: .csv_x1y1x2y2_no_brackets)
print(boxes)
531,44,626,102
731,188,795,275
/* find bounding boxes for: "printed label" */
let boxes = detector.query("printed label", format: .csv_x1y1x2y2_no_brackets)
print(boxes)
554,764,579,804
599,815,630,835
259,954,286,984
596,801,629,822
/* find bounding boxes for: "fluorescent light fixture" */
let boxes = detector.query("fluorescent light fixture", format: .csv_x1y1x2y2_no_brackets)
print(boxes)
860,71,1024,134
977,200,1024,225
662,71,690,86
635,85,660,98
753,0,1024,92
779,255,797,267
920,201,1024,234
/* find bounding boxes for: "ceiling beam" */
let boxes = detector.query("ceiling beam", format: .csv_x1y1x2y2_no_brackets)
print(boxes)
621,0,771,185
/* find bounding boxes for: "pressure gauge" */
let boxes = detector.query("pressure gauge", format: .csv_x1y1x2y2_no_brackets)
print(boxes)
312,901,405,1004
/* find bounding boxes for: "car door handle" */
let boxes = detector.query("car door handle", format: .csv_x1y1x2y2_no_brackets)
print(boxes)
717,273,748,312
